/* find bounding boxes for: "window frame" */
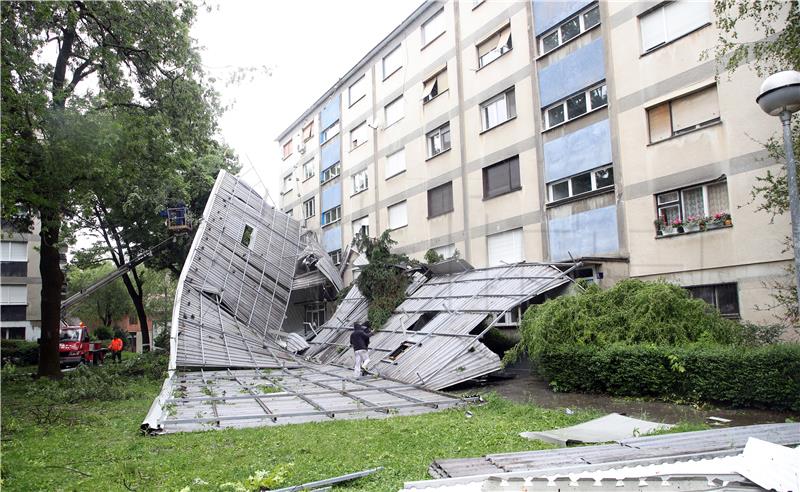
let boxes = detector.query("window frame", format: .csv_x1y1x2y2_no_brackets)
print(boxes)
426,122,451,159
320,163,341,184
384,96,404,128
349,121,368,151
538,4,601,56
639,1,711,55
382,45,403,80
685,283,740,318
482,156,522,200
329,249,342,266
543,82,608,130
348,75,367,107
427,181,454,219
351,169,369,195
646,85,721,144
422,68,448,104
547,164,614,203
281,174,294,195
282,139,293,160
303,197,316,219
421,8,446,47
387,200,408,230
302,122,314,142
321,205,341,227
319,122,339,145
385,148,406,179
655,179,730,225
302,160,314,181
480,86,516,132
477,24,513,69
352,216,369,238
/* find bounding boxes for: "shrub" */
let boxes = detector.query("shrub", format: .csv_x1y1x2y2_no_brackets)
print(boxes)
153,326,170,351
538,343,800,411
1,340,39,366
424,249,444,264
507,279,744,363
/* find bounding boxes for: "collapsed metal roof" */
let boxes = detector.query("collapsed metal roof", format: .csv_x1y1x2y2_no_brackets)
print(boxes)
307,263,574,390
142,170,575,433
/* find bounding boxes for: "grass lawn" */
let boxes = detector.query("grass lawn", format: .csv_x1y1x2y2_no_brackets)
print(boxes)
1,363,598,492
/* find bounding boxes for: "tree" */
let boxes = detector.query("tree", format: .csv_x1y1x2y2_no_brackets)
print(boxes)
65,263,132,328
1,2,224,377
711,0,800,325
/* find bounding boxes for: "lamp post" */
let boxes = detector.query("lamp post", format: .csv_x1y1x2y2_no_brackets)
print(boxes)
756,70,800,304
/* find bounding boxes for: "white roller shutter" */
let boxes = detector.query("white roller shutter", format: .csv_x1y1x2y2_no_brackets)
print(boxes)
640,7,666,52
665,1,709,41
1,285,27,305
0,242,27,261
386,149,405,178
388,201,407,230
487,228,524,267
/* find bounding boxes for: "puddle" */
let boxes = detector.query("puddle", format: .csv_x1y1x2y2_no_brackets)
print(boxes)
452,363,798,426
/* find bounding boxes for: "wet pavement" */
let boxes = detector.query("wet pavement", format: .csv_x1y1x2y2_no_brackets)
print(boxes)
454,366,798,426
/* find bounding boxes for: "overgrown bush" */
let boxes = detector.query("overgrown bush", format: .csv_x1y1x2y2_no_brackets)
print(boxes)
538,343,800,410
1,340,39,366
353,231,417,329
506,280,744,363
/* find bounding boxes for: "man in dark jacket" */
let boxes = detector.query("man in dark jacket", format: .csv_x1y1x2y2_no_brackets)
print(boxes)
350,322,372,377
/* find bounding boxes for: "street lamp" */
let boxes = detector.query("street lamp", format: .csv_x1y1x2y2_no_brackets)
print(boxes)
756,70,800,304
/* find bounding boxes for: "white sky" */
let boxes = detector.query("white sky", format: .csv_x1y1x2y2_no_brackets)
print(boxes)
192,0,421,206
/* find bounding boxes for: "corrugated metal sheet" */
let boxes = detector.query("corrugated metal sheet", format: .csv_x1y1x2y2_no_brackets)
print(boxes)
308,263,572,390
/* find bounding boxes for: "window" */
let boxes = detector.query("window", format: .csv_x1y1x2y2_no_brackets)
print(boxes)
329,249,342,266
320,123,339,145
388,201,407,230
427,181,454,218
477,25,512,68
1,327,25,340
349,75,366,106
548,165,614,202
544,83,607,129
426,123,451,158
422,9,445,46
487,228,523,267
480,87,516,131
282,174,293,194
322,205,341,226
382,45,402,79
302,122,313,142
656,180,730,225
1,284,27,304
240,225,255,248
302,160,314,180
352,169,368,195
320,163,341,183
386,148,406,178
686,283,739,318
539,4,600,55
282,139,292,159
352,216,369,238
0,242,27,261
303,197,316,219
384,97,404,127
350,122,368,150
640,1,710,53
422,68,448,103
433,243,456,259
483,156,521,199
647,85,720,143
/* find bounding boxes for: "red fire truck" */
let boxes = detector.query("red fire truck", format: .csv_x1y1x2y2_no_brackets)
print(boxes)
58,323,106,366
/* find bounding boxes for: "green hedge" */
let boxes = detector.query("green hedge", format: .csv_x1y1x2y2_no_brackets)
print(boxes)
539,343,800,411
1,340,39,366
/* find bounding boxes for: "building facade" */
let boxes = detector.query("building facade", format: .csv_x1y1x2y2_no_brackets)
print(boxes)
276,0,792,324
1,221,44,341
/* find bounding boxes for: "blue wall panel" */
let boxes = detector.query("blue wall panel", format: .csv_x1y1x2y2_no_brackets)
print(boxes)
544,118,612,182
548,205,619,261
322,225,342,253
320,94,341,131
532,0,593,35
320,135,341,171
321,182,342,212
538,38,605,107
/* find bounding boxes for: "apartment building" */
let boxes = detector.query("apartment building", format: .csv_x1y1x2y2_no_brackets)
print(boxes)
1,221,44,341
276,0,792,324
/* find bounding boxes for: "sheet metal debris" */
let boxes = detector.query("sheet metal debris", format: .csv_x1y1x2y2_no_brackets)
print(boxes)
519,412,674,447
427,422,800,480
272,467,383,492
307,263,574,390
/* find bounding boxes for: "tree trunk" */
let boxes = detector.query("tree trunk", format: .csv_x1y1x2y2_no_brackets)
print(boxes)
120,270,150,351
37,210,64,379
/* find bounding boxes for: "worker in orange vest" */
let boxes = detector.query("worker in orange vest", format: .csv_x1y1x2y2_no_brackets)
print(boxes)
109,336,124,363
